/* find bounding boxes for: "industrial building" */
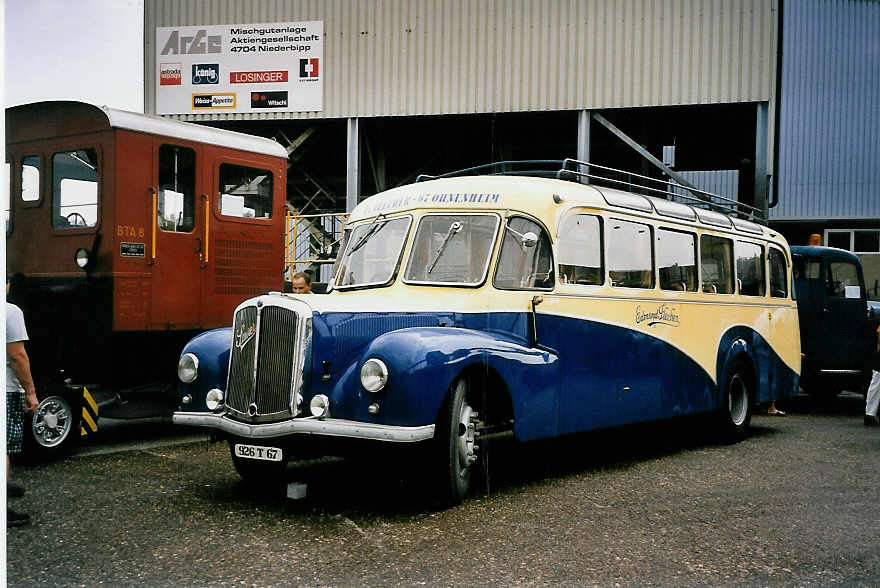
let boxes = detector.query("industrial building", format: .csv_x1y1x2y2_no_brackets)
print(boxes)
144,0,879,294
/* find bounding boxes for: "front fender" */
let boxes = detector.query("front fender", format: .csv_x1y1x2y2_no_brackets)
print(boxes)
178,327,232,411
332,327,560,440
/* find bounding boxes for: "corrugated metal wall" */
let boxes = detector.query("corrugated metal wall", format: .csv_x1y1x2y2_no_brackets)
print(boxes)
145,0,776,121
772,0,880,220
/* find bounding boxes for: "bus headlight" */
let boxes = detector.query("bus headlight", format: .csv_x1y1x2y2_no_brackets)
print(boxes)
177,353,199,383
360,358,388,393
310,394,330,418
205,388,224,412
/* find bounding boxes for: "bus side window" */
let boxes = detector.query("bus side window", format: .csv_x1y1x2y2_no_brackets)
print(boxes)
736,241,765,296
52,149,99,229
700,235,734,294
158,145,196,233
219,163,273,219
494,216,554,290
769,247,788,298
558,214,603,285
608,220,653,288
658,228,697,291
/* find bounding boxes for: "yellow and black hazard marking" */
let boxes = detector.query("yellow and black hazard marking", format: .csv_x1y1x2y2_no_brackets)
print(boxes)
80,387,99,437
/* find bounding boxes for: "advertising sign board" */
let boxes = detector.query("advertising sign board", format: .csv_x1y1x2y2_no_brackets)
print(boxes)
156,21,323,114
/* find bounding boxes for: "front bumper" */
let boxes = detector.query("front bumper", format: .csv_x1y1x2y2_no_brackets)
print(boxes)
173,411,436,443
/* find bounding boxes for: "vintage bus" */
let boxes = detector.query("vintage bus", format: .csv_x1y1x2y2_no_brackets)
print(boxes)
173,160,801,505
5,101,288,455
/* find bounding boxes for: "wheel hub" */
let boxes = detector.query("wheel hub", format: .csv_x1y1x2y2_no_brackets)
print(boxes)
456,404,478,473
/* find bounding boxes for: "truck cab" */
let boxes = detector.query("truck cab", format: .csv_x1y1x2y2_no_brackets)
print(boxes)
791,245,874,396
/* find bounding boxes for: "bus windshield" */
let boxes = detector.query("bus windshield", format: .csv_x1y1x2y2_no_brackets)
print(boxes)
335,216,411,288
404,214,500,285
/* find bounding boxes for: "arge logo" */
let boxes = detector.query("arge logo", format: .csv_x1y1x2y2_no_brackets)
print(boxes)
299,58,319,78
192,64,219,85
161,29,221,55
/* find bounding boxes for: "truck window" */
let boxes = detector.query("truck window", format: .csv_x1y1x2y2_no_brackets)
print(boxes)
158,145,196,233
494,216,554,290
52,149,99,229
558,214,603,286
219,163,273,219
827,262,860,298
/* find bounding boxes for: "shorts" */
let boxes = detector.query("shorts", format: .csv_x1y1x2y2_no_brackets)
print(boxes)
6,388,26,454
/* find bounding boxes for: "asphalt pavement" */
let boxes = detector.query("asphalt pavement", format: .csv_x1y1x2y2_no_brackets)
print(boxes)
6,392,880,587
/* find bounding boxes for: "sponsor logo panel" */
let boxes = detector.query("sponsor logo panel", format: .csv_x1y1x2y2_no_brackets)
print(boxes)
192,93,237,109
192,63,219,85
159,63,182,86
251,91,289,109
299,58,319,79
230,70,288,84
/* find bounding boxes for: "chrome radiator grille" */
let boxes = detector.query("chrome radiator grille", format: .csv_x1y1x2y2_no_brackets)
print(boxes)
225,298,310,421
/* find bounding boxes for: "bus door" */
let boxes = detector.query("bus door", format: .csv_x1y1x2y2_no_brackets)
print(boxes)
150,143,203,330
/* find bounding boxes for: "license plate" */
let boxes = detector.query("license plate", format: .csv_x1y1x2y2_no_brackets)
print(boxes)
234,443,283,462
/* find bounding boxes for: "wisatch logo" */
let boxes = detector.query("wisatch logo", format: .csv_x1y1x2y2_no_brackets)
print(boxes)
192,93,236,110
251,91,288,109
192,64,219,85
159,63,182,86
161,29,221,55
299,58,319,79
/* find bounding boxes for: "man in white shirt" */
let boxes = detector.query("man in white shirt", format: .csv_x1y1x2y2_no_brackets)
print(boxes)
6,276,39,527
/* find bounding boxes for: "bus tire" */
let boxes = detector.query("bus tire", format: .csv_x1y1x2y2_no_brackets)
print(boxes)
25,393,80,459
228,441,287,484
720,358,753,442
436,378,478,507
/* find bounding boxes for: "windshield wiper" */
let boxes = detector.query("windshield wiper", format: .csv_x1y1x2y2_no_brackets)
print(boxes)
348,214,387,254
427,221,463,273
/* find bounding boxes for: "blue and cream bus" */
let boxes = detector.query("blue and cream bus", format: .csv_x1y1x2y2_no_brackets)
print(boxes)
173,160,801,505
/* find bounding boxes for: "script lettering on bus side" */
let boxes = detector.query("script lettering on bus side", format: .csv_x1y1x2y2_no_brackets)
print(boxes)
362,193,502,214
635,304,681,327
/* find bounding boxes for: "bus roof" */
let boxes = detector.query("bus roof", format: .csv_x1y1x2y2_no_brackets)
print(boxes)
349,174,773,240
5,101,289,159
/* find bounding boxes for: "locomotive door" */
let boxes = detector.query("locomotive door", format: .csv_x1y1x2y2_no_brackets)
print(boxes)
150,142,204,329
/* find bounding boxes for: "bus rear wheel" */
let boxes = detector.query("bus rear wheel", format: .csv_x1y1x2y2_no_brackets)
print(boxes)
720,359,753,441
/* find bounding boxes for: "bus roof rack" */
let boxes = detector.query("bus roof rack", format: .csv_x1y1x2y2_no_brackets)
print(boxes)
416,158,764,222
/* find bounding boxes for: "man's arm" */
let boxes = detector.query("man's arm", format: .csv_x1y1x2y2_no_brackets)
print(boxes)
7,341,38,412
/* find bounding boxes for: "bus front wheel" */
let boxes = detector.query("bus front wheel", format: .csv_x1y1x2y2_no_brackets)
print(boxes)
436,378,479,506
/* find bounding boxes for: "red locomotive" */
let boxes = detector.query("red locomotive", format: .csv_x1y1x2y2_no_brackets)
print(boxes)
5,101,288,455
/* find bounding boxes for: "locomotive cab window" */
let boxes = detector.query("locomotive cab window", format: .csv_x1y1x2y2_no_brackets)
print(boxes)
219,163,273,219
21,156,40,202
158,145,196,233
52,149,99,229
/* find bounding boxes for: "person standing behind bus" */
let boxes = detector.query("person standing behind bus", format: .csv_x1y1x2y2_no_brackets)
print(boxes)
864,324,880,427
6,275,39,527
291,272,312,294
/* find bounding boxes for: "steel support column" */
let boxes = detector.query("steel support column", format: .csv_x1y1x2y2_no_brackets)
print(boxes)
754,102,769,220
346,117,359,212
